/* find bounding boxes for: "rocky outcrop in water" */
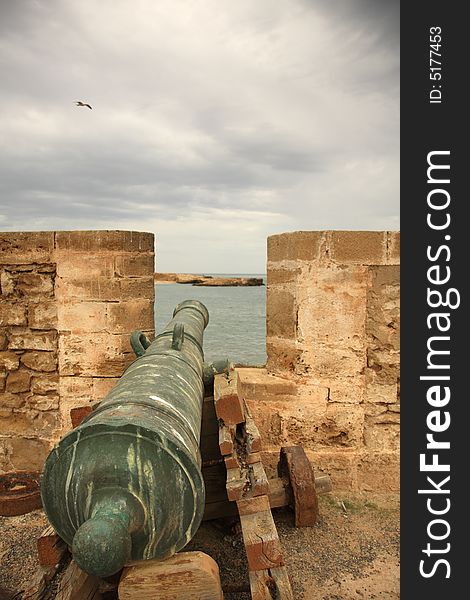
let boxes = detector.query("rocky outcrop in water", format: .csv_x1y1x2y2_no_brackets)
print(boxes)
154,273,264,286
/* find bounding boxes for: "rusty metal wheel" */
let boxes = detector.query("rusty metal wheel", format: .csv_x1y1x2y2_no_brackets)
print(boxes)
279,446,318,527
0,471,42,517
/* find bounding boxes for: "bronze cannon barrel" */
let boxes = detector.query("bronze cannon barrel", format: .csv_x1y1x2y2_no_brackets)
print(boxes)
40,300,210,577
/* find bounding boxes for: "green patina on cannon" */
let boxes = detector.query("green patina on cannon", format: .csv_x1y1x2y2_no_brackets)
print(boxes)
41,300,222,578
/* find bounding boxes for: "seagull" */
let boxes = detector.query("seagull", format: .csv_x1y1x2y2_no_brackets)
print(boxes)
75,101,92,110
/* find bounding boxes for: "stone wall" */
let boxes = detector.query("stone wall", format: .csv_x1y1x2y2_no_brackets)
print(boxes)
0,231,155,473
238,231,400,504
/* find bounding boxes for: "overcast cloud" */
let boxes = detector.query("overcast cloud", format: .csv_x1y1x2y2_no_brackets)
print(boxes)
0,0,399,272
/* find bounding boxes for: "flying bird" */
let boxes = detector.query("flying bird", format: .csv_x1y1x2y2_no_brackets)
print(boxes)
75,101,92,110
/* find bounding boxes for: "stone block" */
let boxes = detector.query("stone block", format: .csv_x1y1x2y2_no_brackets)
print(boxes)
300,343,366,381
0,232,55,265
0,408,60,436
364,422,400,452
0,373,5,392
296,264,369,348
15,273,54,296
306,448,360,492
267,231,324,263
0,302,27,326
0,332,7,351
1,391,26,409
20,351,57,372
28,301,58,329
106,300,155,334
0,436,51,472
328,231,387,265
114,254,155,277
326,378,364,404
387,231,400,264
236,368,298,400
8,330,57,351
55,230,154,253
6,370,31,393
0,351,20,370
58,333,133,377
364,378,398,404
55,254,116,279
0,270,15,295
27,395,60,411
267,267,300,286
356,451,399,494
31,374,59,395
119,277,155,300
266,338,300,374
58,301,108,333
59,377,94,404
266,290,296,339
92,377,120,400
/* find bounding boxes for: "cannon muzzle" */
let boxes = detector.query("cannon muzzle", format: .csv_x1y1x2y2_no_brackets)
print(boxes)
41,300,210,577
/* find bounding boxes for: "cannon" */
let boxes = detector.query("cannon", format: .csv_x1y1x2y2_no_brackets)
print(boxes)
40,300,213,577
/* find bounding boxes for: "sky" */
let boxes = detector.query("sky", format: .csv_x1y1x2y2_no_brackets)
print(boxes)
0,0,399,273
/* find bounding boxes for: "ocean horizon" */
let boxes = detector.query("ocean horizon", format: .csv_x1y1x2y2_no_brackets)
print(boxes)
155,273,267,365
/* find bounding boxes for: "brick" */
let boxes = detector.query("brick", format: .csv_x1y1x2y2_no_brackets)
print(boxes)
114,254,155,277
328,231,387,265
0,302,27,326
106,300,155,334
31,374,59,395
20,351,57,372
0,351,20,370
266,290,296,339
15,273,54,296
267,231,323,262
214,373,244,425
0,232,55,265
6,370,31,393
28,301,58,329
55,230,154,253
8,330,57,351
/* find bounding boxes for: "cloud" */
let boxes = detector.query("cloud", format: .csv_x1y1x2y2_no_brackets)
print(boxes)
0,0,399,272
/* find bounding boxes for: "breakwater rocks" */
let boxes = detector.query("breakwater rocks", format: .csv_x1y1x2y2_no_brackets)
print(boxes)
154,273,264,286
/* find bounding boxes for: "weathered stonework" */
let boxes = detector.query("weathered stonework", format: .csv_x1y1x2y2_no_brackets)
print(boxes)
0,231,155,473
241,230,400,505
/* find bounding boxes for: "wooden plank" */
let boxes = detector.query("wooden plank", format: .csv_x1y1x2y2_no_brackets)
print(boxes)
237,494,270,517
243,401,262,453
218,424,235,455
248,462,269,497
55,560,102,600
247,451,262,465
200,396,219,436
37,525,68,567
226,467,248,501
119,551,223,600
214,373,245,425
202,463,230,504
249,567,294,600
22,565,59,600
70,406,92,429
239,508,284,571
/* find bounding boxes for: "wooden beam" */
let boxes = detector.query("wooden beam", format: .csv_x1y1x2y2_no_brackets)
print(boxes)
55,560,102,600
37,525,68,567
119,551,223,600
214,373,245,425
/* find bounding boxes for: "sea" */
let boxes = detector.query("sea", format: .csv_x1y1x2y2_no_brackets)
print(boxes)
154,274,267,365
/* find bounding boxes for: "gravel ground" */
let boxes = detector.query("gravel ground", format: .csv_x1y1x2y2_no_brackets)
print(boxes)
0,495,399,599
